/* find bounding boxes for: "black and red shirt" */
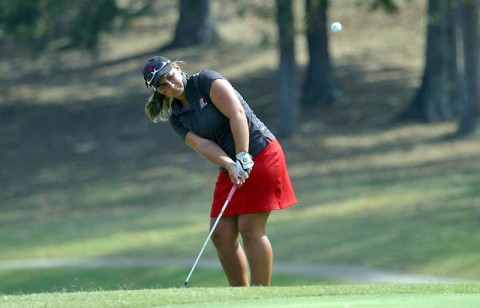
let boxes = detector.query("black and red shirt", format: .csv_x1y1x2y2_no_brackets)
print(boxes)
169,70,275,160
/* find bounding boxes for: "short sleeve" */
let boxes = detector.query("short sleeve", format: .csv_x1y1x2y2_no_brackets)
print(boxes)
198,70,226,96
169,114,189,141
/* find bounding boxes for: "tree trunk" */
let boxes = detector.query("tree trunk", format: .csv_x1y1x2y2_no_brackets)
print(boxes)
168,0,221,48
275,0,298,137
398,0,458,122
457,0,480,135
300,0,337,107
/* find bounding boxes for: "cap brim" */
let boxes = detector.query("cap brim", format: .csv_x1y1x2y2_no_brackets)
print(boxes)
151,64,173,88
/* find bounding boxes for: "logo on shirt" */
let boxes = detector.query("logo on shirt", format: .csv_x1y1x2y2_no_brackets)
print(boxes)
199,98,207,109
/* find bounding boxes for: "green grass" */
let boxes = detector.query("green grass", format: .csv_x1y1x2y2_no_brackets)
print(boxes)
1,284,480,307
0,267,333,295
1,124,480,294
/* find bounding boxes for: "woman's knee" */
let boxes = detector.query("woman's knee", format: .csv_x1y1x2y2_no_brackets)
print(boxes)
238,212,270,240
239,227,266,242
211,228,233,248
210,217,238,248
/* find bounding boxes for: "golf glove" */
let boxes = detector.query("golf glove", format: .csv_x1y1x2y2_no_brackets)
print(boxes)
236,151,254,179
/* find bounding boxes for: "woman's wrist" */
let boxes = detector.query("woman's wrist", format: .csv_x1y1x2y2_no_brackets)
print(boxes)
225,161,236,169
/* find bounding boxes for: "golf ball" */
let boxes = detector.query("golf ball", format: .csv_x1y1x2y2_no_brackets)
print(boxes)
331,22,342,32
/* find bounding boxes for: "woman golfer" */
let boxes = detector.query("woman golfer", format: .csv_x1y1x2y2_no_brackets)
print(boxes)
142,56,297,286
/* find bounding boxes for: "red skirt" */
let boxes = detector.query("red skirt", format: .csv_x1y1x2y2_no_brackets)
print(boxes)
210,139,297,217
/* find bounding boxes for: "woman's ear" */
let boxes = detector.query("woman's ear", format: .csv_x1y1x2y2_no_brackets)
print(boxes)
173,63,182,73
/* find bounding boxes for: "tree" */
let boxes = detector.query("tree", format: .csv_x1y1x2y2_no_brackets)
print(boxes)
300,0,337,107
300,0,400,108
398,0,459,122
167,0,221,49
0,0,221,53
0,0,118,53
275,0,298,137
457,0,480,135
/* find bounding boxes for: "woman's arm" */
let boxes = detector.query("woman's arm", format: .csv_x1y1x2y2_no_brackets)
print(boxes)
185,131,242,185
209,79,254,179
209,79,249,154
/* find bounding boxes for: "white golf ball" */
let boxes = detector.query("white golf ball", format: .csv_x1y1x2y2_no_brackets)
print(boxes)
331,22,342,32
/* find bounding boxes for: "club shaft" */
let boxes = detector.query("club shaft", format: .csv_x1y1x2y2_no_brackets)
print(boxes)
182,184,237,287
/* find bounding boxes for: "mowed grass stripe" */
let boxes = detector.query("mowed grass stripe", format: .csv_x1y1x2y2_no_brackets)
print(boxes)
1,284,479,308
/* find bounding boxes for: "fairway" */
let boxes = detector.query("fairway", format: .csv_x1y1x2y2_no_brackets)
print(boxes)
194,294,480,308
1,284,479,307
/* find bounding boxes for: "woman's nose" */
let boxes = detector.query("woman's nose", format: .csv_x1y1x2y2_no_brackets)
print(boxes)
157,81,173,94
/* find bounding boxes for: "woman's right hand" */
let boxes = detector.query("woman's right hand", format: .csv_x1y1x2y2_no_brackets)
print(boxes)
226,162,245,187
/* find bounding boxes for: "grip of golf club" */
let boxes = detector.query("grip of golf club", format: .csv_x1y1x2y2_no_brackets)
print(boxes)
227,184,237,200
217,184,237,217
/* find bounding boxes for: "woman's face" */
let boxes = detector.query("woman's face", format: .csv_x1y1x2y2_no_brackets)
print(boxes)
155,66,184,98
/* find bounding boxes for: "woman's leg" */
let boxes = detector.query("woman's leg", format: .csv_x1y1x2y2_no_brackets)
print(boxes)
238,211,272,286
210,215,249,286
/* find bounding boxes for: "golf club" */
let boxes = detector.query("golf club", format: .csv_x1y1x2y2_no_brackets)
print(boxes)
182,184,237,288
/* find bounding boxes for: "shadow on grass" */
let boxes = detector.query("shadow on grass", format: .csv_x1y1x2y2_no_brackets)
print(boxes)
1,47,420,204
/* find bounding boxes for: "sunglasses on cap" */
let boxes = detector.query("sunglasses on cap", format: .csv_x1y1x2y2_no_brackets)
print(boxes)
144,60,171,91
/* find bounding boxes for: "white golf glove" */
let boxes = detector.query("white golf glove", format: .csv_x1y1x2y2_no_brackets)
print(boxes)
235,151,254,179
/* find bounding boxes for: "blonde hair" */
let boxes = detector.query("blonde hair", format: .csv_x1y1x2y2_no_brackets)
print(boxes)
144,60,184,123
145,91,173,122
